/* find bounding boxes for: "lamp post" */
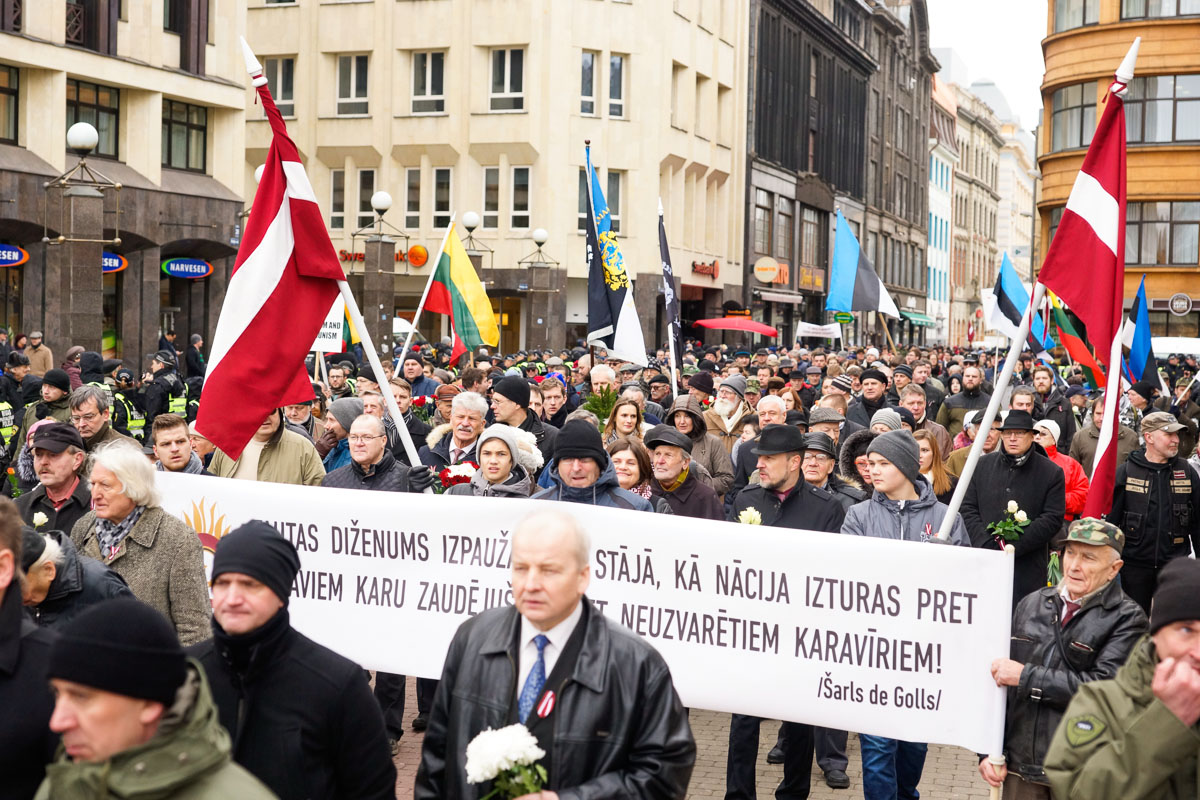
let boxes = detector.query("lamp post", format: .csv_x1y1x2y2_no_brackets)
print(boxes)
355,190,398,358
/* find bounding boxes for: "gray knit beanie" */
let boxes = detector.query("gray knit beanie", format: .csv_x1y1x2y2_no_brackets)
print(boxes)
867,430,922,486
870,408,903,431
329,397,364,433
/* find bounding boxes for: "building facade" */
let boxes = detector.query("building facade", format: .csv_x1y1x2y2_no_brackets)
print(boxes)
1040,0,1200,337
855,0,937,347
926,74,957,345
744,0,873,346
0,0,246,364
245,0,747,355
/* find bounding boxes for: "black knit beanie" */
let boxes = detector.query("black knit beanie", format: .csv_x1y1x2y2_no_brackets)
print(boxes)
554,419,608,468
42,369,70,393
47,598,187,706
1150,558,1200,633
211,521,302,605
493,375,531,408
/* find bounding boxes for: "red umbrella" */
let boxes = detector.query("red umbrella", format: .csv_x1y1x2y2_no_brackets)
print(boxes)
692,317,778,337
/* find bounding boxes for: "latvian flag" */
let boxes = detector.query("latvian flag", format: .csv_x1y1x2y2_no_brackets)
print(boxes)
196,39,346,459
1036,39,1139,518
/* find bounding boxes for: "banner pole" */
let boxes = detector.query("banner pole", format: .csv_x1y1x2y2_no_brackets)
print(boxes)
338,279,431,491
936,283,1047,540
878,311,898,354
400,214,457,358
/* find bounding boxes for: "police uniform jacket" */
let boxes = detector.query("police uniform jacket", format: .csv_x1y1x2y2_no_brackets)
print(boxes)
1108,449,1200,569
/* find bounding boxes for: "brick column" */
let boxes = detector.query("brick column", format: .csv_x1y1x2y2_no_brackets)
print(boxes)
360,236,395,359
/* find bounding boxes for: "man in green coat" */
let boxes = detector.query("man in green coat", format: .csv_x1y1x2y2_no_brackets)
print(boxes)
36,597,275,800
1045,557,1200,799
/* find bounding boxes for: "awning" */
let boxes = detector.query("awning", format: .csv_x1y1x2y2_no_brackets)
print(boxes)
757,291,807,305
900,310,935,328
692,317,779,337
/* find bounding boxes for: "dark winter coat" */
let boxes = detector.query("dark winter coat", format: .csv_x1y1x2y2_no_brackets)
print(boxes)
419,423,479,472
320,450,418,492
845,392,895,428
516,408,558,476
917,379,946,422
142,367,185,428
25,531,132,629
650,468,724,520
1152,394,1200,458
16,479,94,539
960,445,1067,605
728,480,846,533
822,472,868,512
1036,387,1078,452
414,599,695,800
0,582,58,800
1003,580,1147,784
1108,449,1200,569
408,374,440,397
189,611,396,800
186,345,207,378
533,457,655,511
837,428,877,487
396,410,432,465
669,395,734,496
936,386,991,438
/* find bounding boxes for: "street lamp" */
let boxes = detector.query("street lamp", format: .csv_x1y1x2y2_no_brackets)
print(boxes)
519,228,559,269
460,210,493,266
43,121,122,246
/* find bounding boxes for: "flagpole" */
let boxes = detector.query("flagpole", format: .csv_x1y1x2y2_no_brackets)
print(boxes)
337,280,430,489
935,281,1047,541
400,213,457,358
877,312,898,355
660,198,682,398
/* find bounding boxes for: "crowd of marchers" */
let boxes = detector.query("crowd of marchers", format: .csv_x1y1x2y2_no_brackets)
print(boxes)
3,333,1200,800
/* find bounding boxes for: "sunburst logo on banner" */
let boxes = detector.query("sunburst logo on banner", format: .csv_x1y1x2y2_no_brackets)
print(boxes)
185,498,232,554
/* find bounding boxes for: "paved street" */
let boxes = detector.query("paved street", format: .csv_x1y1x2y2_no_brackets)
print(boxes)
389,680,988,798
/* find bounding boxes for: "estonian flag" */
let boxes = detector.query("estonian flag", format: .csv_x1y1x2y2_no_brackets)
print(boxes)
984,252,1054,357
1121,275,1167,392
826,210,899,317
584,144,647,365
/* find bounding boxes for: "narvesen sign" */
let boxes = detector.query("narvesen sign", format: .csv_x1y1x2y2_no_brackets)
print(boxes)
102,251,128,274
158,472,1013,755
161,258,213,279
0,243,29,268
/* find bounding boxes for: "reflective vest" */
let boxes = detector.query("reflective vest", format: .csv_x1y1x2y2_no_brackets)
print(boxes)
87,381,115,408
0,401,14,445
168,391,187,416
118,394,146,440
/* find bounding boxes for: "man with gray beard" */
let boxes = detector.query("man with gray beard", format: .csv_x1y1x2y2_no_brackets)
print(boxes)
702,375,751,457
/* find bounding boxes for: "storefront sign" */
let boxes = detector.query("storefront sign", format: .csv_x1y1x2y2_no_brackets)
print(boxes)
692,259,720,280
0,243,29,268
337,246,430,266
161,258,213,279
753,256,779,284
1170,292,1192,317
102,251,128,274
834,312,855,324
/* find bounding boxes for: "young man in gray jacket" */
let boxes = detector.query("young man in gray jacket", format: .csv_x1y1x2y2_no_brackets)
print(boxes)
839,429,969,800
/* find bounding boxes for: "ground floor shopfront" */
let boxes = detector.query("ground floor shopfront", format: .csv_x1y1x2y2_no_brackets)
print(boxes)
0,146,241,369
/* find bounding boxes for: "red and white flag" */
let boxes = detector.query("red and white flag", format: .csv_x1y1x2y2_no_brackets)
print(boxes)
195,39,344,459
1037,39,1139,518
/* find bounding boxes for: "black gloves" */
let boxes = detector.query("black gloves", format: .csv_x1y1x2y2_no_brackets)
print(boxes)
408,465,437,493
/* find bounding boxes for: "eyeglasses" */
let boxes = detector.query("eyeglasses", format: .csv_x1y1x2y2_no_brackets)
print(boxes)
802,453,832,463
347,434,385,444
70,412,101,424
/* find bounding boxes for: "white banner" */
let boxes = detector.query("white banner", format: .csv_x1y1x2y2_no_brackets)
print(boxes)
158,472,1012,754
311,297,346,353
796,321,843,339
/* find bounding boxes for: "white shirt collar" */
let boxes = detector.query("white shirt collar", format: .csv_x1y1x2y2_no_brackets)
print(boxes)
520,599,584,654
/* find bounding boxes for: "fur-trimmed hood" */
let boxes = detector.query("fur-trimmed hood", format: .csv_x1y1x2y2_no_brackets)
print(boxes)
668,394,708,441
838,428,877,483
425,422,454,449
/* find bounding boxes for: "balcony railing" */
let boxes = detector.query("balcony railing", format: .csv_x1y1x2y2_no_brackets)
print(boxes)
1,0,21,33
65,1,84,45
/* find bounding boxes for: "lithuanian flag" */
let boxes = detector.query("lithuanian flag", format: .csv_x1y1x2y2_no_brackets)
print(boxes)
425,224,499,362
1050,291,1106,389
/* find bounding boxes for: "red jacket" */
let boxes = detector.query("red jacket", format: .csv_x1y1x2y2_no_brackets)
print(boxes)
1045,444,1089,520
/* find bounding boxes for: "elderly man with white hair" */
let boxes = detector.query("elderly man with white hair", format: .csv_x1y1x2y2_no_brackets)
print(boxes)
588,364,617,396
70,440,211,645
419,391,488,471
416,509,695,800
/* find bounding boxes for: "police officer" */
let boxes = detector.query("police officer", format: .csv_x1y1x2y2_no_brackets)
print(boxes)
140,350,186,429
1109,411,1200,613
111,366,145,441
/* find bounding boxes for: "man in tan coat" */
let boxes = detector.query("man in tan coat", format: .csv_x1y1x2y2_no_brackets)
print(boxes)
1069,395,1139,478
703,375,751,457
25,331,53,378
210,408,326,486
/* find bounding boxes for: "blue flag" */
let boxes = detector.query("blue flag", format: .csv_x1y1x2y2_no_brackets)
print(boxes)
826,211,899,317
1121,275,1165,391
987,252,1054,354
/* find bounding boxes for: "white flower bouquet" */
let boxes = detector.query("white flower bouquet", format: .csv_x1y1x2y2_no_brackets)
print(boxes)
988,500,1030,546
465,724,547,799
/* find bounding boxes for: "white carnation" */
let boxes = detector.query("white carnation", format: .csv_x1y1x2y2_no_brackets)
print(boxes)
1006,500,1019,514
738,507,763,525
464,724,546,784
1015,510,1028,524
446,463,477,479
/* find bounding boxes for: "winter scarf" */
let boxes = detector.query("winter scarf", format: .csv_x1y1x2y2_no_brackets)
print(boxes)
156,452,205,475
95,505,146,560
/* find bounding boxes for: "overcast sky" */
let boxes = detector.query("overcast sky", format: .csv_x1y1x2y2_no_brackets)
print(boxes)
924,0,1049,132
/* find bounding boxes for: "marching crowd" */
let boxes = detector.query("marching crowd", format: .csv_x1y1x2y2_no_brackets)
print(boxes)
2,331,1200,799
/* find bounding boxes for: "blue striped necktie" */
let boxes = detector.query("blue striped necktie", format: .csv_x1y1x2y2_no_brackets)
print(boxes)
518,634,549,723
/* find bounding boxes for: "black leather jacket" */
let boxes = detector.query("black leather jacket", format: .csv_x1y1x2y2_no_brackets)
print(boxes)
1004,580,1147,783
415,599,695,800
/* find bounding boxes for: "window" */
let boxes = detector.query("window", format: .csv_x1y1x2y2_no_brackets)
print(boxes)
609,54,626,118
412,51,444,114
161,98,206,171
581,51,596,115
433,167,451,228
1054,0,1099,32
1126,75,1200,143
337,54,369,115
607,170,622,234
754,189,772,254
264,57,295,117
1122,0,1200,18
0,66,16,145
578,169,589,232
357,169,375,229
1126,201,1200,266
775,197,793,260
1051,82,1097,152
68,79,119,159
163,0,185,33
330,169,345,230
490,48,524,111
265,0,296,4
483,167,499,229
405,168,420,229
512,166,530,228
670,62,686,128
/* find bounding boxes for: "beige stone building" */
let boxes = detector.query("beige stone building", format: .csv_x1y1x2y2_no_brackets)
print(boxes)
0,0,246,362
244,0,747,354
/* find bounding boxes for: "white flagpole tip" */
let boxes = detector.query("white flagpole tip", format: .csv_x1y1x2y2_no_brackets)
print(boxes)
240,36,269,87
1115,37,1141,83
658,197,664,216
